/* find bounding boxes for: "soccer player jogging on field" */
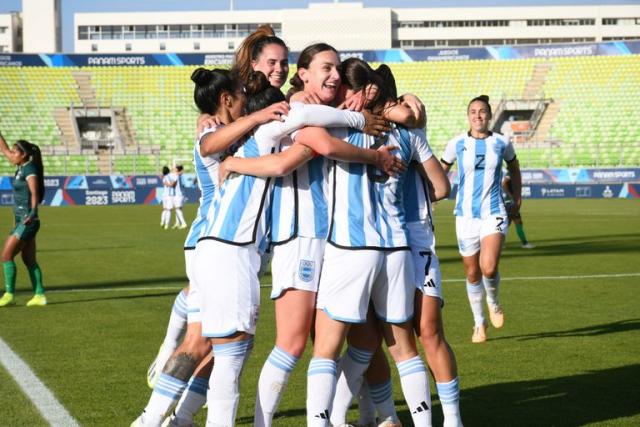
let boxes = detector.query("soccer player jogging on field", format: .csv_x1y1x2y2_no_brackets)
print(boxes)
0,132,46,307
441,95,522,343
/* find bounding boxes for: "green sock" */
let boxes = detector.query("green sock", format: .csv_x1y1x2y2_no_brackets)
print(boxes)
27,263,45,295
515,223,528,245
3,261,16,294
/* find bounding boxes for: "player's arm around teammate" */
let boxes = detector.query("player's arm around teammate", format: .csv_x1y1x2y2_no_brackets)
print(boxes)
441,95,519,343
0,133,46,307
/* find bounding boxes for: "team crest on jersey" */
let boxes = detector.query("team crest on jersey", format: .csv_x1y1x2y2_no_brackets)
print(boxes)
298,260,315,283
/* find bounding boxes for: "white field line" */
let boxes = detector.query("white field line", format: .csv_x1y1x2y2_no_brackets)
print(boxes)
0,337,81,427
44,272,640,294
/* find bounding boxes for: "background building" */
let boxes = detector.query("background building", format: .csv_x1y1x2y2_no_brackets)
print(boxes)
73,3,640,53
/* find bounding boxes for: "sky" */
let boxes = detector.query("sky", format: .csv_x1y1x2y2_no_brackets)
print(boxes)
1,0,638,52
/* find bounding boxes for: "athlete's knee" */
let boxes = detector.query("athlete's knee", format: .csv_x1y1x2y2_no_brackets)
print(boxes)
466,270,482,283
418,323,445,354
480,264,499,278
276,334,308,358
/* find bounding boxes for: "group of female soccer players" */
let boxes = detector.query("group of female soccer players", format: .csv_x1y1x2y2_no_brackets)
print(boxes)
133,24,522,427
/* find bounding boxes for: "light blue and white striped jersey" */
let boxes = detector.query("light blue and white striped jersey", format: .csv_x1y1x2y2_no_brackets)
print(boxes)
266,103,366,244
199,120,288,248
184,125,225,249
171,172,183,198
162,174,175,198
328,126,432,250
403,163,434,229
441,131,516,219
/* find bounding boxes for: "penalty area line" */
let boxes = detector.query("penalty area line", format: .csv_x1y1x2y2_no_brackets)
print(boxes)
0,337,80,427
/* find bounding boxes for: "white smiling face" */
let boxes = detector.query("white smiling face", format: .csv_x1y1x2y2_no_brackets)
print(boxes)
298,49,341,105
467,100,491,134
252,43,289,89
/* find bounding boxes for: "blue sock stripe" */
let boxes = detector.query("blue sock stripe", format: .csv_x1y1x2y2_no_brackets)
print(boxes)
308,358,337,377
213,338,254,356
369,380,392,403
396,357,426,377
347,346,374,364
466,282,483,293
155,374,187,398
186,377,209,397
436,378,460,404
173,290,188,316
268,347,299,372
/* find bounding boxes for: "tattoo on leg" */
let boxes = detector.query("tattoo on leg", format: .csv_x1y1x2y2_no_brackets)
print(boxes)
162,352,198,381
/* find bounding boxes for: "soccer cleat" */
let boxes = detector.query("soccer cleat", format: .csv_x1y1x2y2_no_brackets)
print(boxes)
522,243,536,249
488,304,504,328
472,323,487,343
26,294,47,307
178,224,187,230
0,292,16,307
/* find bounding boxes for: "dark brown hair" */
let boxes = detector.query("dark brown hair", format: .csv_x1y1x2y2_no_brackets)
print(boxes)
468,95,492,115
288,43,339,95
191,68,242,114
233,25,288,84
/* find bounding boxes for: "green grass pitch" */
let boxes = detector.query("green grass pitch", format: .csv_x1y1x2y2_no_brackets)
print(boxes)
0,199,638,426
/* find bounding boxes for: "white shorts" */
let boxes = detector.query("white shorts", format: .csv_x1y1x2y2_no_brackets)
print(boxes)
184,249,201,324
317,245,414,324
173,195,185,208
162,196,174,210
407,221,443,303
194,240,261,337
270,237,325,299
455,215,508,257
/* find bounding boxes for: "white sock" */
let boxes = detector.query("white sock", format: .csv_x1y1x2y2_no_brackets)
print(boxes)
255,346,299,427
173,375,208,424
163,290,188,352
330,346,374,426
207,338,253,427
436,377,463,427
175,208,187,226
396,356,432,427
161,210,170,226
369,379,399,423
357,382,377,426
466,280,486,327
143,373,188,424
483,274,500,308
306,357,337,427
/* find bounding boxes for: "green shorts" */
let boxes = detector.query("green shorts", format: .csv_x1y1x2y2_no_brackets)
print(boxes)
11,217,40,241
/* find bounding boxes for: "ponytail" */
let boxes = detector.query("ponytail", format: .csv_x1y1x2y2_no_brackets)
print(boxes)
234,25,288,84
16,140,44,204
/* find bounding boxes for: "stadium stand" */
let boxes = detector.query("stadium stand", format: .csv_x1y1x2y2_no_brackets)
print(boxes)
0,53,638,176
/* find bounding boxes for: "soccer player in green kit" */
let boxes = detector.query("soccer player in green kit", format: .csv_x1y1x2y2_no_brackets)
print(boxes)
0,131,46,307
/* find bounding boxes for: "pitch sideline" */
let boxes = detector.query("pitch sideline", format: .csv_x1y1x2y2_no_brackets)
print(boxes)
0,337,81,427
